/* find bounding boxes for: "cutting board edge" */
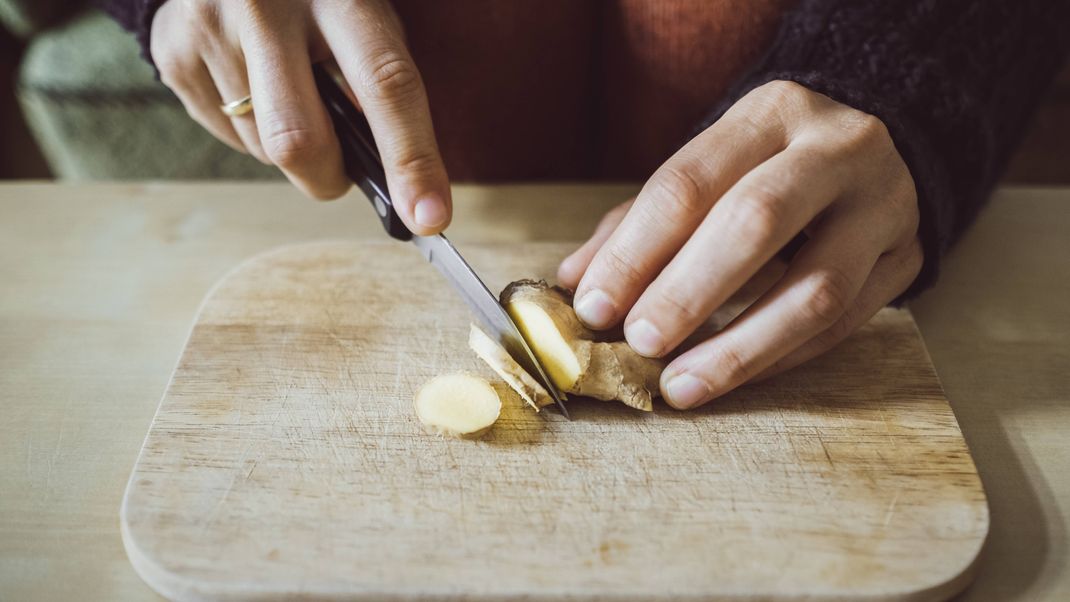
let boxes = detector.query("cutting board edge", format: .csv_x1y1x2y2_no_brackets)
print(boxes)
118,241,350,602
120,502,989,602
117,240,990,602
119,520,989,602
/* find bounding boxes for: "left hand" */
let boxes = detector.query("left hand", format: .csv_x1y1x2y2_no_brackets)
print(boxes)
558,80,923,410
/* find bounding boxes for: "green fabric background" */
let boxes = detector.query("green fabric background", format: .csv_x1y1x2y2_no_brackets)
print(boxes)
13,7,280,179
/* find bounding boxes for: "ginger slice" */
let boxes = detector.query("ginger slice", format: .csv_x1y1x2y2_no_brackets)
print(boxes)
413,373,501,438
468,324,552,411
501,280,664,411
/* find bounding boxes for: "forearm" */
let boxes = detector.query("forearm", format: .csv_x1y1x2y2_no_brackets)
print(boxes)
697,0,1070,299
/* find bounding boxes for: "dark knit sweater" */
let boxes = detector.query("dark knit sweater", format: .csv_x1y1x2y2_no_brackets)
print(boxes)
696,0,1070,299
98,0,1070,299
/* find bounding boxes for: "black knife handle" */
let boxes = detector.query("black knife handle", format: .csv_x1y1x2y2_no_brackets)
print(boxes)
313,63,413,241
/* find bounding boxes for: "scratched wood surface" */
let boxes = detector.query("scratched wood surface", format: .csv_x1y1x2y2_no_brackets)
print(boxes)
120,240,988,601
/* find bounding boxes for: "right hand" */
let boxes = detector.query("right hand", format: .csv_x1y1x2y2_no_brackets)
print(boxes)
151,0,452,234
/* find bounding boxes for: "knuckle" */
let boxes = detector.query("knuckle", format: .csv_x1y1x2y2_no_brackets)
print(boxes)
260,120,331,169
802,268,854,326
763,79,807,103
601,246,646,288
851,111,888,138
710,342,751,387
838,110,890,151
755,80,812,119
647,165,707,218
183,0,219,25
235,0,271,23
360,49,421,100
652,291,704,327
391,148,440,176
177,0,224,38
727,186,787,247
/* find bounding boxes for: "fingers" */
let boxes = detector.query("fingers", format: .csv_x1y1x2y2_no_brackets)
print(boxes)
153,0,444,212
572,104,786,331
317,2,451,234
622,144,846,358
658,209,910,410
754,238,923,381
170,61,247,154
204,50,270,164
243,25,349,200
557,200,633,289
151,1,249,156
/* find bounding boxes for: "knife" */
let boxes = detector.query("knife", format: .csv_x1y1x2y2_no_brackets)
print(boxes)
312,62,569,418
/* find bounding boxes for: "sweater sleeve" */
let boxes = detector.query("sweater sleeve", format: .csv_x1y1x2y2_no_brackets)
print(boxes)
94,0,168,71
696,0,1070,301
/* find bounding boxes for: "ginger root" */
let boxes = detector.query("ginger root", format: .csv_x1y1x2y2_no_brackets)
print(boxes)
468,324,552,411
413,373,501,438
501,280,664,411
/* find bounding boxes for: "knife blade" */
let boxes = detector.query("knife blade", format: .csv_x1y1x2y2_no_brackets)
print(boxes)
410,234,568,417
313,62,569,418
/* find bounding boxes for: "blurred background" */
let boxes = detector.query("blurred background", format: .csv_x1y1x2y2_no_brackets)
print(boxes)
2,2,1069,183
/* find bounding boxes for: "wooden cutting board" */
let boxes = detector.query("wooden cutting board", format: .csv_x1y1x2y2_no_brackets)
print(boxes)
121,241,988,601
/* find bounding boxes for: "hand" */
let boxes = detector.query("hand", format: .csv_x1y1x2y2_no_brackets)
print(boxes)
150,0,451,234
558,81,923,409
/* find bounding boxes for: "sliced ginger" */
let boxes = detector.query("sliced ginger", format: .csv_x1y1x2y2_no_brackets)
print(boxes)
501,280,665,412
468,324,552,411
505,299,582,391
416,280,663,437
413,373,501,438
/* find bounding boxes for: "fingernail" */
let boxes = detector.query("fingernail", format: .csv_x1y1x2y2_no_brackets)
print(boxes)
664,373,710,409
574,289,615,329
625,319,665,357
414,197,448,229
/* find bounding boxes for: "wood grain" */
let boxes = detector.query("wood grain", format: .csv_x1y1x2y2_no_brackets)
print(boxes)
121,240,987,601
0,182,630,602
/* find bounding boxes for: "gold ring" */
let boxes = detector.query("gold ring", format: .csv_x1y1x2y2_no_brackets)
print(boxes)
220,95,253,117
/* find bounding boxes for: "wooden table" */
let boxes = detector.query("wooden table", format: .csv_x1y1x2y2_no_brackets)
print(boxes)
1,182,1067,600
